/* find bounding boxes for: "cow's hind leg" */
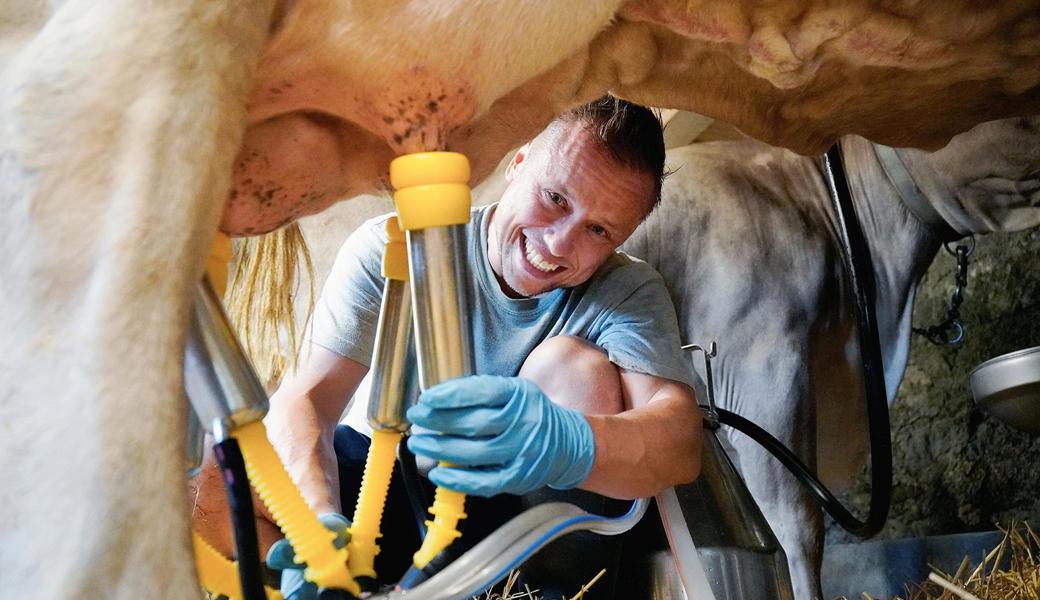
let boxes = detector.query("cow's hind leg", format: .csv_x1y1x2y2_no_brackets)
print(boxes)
718,351,824,600
726,427,824,600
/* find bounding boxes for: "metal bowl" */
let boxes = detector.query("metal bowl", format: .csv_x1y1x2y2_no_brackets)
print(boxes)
970,346,1040,435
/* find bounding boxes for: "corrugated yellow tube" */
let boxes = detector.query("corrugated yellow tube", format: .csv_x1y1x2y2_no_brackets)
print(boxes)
412,485,467,568
232,420,360,596
192,532,283,600
347,429,402,579
193,531,242,599
206,232,232,297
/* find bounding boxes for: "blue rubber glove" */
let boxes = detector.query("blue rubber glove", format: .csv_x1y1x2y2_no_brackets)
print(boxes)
265,513,351,600
406,375,596,497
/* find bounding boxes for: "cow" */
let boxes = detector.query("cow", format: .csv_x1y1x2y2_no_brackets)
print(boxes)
619,114,1040,599
2,0,1039,598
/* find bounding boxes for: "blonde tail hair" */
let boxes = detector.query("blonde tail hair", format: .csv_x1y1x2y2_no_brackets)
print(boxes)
225,223,315,389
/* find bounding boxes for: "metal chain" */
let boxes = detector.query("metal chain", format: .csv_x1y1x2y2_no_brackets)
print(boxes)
912,235,975,345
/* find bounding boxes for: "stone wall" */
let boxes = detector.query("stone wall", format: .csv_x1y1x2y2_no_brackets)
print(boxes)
833,227,1040,541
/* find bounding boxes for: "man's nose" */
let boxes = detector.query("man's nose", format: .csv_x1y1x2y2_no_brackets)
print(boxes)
543,224,578,257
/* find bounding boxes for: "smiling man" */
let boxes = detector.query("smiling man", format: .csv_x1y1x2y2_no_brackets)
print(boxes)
488,114,652,298
194,97,702,599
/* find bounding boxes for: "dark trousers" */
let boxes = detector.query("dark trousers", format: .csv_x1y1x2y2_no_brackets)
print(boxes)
333,425,628,599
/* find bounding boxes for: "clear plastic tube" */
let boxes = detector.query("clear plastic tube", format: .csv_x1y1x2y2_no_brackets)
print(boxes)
378,498,649,600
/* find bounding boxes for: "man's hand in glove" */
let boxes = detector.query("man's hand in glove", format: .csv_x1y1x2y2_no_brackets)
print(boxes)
406,375,595,497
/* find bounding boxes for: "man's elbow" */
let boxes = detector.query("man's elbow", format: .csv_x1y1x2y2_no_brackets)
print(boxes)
678,442,702,485
638,452,700,498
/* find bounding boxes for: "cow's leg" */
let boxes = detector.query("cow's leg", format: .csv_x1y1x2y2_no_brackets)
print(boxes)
718,348,823,600
0,3,274,598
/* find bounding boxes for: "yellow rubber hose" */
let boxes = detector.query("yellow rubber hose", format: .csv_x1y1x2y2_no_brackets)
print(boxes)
192,532,283,600
346,429,402,579
193,531,242,599
412,484,467,568
231,421,360,596
207,232,232,298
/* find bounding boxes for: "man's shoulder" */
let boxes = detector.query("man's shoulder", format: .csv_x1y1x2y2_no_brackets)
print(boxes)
594,250,665,287
357,211,397,237
571,250,670,310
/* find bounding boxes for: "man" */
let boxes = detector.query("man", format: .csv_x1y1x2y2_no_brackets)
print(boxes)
194,97,702,599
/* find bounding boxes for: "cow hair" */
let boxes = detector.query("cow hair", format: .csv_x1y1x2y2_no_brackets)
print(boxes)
225,223,315,390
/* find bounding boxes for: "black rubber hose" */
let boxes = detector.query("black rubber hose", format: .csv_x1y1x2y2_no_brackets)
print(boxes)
317,589,359,600
706,407,882,535
819,144,892,538
398,548,456,590
213,438,268,600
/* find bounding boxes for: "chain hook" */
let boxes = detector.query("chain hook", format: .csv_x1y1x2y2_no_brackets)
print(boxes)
913,235,975,346
943,234,975,258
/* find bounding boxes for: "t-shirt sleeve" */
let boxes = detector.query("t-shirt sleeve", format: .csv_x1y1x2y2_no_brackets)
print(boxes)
590,266,697,391
305,216,389,366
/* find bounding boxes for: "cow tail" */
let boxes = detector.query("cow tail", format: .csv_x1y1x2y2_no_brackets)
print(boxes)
225,224,315,390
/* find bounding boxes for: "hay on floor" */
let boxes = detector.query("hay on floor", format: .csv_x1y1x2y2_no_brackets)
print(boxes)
854,522,1040,600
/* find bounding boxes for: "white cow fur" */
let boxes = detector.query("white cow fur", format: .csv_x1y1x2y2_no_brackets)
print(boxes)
621,115,1040,599
1,4,274,599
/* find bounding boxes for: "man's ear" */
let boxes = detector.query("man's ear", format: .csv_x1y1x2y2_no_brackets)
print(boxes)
504,144,529,181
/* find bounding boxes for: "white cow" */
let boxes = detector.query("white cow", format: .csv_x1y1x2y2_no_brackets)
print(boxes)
2,0,1039,598
620,115,1040,599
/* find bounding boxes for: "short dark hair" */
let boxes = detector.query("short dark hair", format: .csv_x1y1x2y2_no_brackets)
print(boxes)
554,96,666,213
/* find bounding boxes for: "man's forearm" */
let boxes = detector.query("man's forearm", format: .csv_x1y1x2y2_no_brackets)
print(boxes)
265,392,343,515
580,387,702,499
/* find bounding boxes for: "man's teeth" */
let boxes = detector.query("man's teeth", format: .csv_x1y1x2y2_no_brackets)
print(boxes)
524,239,560,273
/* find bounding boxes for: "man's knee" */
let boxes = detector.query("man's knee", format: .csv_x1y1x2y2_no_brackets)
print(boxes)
519,335,623,415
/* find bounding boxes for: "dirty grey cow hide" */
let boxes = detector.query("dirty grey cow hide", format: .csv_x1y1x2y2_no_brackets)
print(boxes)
620,115,1040,600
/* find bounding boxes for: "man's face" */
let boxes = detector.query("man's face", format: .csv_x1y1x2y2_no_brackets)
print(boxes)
487,122,655,298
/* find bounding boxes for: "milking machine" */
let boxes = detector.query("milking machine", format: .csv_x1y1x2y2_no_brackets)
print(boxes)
653,343,795,600
345,215,415,592
389,153,475,586
186,276,358,599
183,152,651,600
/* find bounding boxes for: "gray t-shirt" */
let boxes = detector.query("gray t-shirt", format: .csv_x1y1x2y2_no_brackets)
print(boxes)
309,204,695,431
